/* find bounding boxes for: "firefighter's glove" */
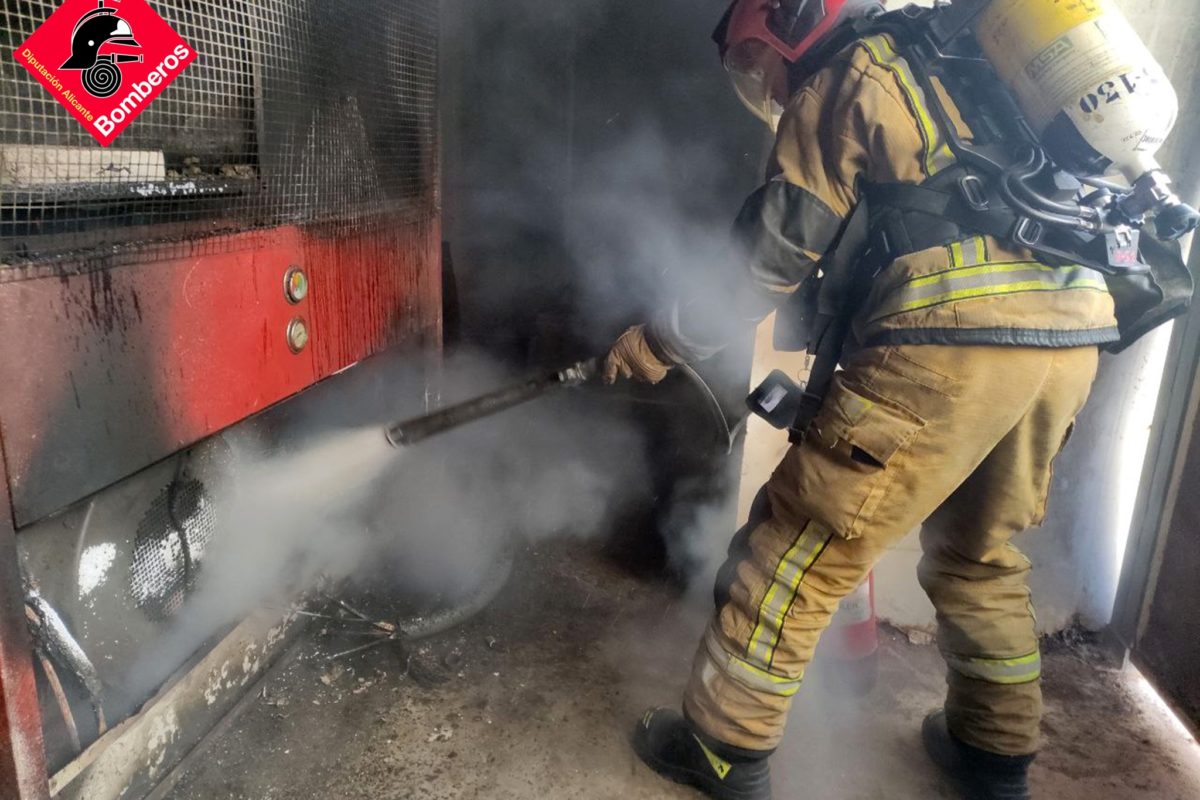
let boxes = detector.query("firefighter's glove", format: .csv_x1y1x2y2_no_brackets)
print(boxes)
603,325,673,385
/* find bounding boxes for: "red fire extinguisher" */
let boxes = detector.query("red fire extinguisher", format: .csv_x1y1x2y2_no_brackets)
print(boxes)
823,571,879,695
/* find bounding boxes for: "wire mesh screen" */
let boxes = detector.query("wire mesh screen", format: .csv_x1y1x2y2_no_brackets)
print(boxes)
130,477,216,621
1,0,438,270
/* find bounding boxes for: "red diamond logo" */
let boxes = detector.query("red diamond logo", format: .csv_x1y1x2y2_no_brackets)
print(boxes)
13,0,197,147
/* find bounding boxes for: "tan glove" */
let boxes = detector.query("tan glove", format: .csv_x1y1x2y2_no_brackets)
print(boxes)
603,324,673,385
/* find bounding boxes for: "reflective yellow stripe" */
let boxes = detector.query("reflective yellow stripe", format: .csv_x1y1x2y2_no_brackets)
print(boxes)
945,650,1042,685
871,261,1109,321
904,260,1039,289
745,521,832,669
694,736,733,780
705,629,805,698
861,35,955,177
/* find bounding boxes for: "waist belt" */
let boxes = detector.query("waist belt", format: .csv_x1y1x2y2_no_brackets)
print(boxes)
863,173,1116,275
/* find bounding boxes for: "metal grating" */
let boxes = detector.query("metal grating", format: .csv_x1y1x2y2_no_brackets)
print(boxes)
129,477,216,620
1,0,439,270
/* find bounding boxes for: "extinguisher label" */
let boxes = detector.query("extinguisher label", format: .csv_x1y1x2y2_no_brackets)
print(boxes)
13,0,197,147
834,579,873,625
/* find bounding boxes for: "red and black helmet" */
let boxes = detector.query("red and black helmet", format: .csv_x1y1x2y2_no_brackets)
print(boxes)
714,0,881,63
713,0,881,126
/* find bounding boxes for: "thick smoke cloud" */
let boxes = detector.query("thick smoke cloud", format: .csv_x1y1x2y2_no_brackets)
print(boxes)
128,0,769,700
443,0,766,355
124,350,651,699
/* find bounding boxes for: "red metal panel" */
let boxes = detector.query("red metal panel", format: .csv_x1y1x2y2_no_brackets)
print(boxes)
153,228,320,438
0,435,49,800
304,216,443,377
0,228,317,526
0,217,438,792
0,221,442,527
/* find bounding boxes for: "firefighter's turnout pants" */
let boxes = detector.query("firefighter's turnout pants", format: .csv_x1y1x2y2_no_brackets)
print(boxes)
683,343,1098,757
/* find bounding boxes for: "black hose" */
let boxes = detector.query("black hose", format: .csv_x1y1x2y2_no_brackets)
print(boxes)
1000,151,1102,233
391,545,515,640
1008,151,1087,218
1079,174,1127,193
678,363,738,455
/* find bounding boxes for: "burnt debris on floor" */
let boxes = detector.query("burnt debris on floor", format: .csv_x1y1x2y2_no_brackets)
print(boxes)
158,542,1200,800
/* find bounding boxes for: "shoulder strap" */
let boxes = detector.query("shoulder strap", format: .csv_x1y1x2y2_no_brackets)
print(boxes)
787,196,877,441
865,179,1122,274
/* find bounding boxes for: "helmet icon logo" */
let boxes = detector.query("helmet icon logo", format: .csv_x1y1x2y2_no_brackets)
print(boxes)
15,0,197,145
60,1,144,98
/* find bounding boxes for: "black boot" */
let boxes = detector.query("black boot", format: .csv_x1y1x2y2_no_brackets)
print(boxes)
922,710,1035,800
632,708,772,800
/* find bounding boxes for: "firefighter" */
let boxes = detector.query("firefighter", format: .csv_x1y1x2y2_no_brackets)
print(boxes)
604,1,1155,798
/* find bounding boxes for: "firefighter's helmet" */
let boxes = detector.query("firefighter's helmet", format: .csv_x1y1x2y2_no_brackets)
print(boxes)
61,2,141,71
714,0,881,128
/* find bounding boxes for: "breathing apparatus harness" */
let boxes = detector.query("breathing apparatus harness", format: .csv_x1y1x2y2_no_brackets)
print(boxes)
757,3,1197,443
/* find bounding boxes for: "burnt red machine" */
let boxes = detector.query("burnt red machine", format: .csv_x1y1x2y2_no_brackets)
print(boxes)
0,2,441,797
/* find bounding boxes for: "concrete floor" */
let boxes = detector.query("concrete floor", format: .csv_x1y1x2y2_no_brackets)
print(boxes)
161,542,1200,800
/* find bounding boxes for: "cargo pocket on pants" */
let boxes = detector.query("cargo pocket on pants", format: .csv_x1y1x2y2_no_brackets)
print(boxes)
791,377,927,540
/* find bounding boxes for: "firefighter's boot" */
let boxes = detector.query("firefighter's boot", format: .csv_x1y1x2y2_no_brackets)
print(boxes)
923,711,1035,800
633,708,772,800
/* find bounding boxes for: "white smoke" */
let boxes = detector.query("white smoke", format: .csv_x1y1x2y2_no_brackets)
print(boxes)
127,0,765,707
124,350,652,697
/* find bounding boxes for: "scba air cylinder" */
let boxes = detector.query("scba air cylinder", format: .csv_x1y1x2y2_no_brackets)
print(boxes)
973,0,1178,181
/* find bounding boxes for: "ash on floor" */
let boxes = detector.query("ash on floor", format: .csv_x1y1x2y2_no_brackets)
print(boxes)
161,542,1200,800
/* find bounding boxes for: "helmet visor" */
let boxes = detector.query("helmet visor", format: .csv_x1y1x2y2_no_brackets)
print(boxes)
724,38,788,129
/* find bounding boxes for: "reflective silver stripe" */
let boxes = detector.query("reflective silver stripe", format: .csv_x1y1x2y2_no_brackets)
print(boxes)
745,521,832,668
870,261,1109,322
861,35,956,177
944,650,1042,685
949,236,987,268
705,629,804,698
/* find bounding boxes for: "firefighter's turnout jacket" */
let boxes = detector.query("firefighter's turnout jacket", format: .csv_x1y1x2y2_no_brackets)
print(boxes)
673,34,1114,758
652,35,1121,364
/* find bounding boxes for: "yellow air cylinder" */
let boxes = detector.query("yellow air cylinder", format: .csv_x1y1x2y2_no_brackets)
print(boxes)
973,0,1178,181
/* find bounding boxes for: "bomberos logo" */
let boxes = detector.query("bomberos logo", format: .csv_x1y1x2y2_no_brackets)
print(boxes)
13,0,196,146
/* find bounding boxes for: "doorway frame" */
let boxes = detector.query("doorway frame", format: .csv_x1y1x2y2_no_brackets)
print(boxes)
1111,246,1200,655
